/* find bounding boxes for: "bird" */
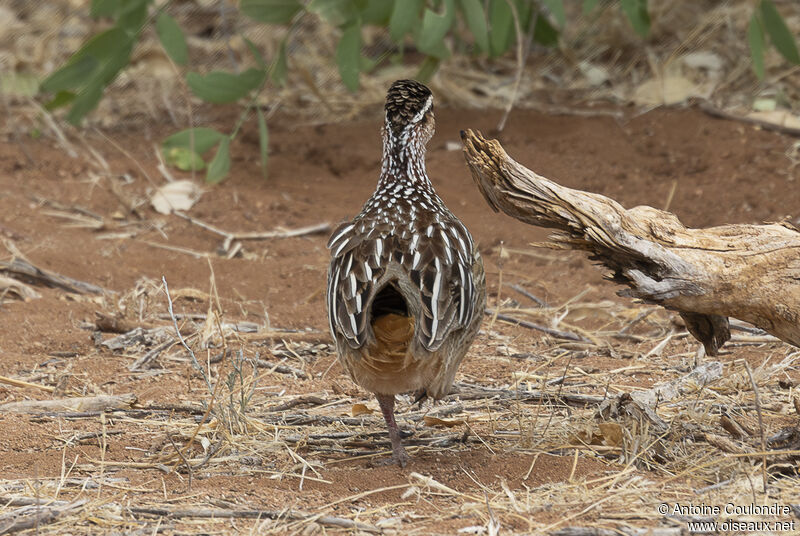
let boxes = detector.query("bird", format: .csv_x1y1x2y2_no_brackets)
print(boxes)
326,79,486,467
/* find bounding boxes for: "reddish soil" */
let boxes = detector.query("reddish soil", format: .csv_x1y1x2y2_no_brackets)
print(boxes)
1,105,799,534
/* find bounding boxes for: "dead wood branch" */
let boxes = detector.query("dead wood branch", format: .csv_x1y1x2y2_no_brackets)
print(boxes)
0,275,40,301
630,361,723,406
0,499,85,534
129,339,175,371
0,393,137,414
127,506,381,533
452,382,606,407
0,258,105,295
95,311,152,333
461,129,800,355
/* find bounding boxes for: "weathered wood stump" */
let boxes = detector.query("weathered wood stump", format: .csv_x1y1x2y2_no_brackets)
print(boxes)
461,129,800,355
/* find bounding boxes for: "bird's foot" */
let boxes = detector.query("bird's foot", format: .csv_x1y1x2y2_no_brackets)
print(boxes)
371,446,410,468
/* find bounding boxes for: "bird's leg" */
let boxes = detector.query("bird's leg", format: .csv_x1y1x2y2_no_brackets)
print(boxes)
375,394,410,467
412,388,428,408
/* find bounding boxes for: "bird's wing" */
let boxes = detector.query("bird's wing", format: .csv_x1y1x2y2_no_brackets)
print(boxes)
327,219,391,349
327,216,479,353
410,218,478,351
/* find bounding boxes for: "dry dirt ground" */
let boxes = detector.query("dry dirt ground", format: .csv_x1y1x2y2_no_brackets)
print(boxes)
1,105,799,534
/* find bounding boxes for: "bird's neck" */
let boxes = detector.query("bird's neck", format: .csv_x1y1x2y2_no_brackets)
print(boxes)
378,125,430,189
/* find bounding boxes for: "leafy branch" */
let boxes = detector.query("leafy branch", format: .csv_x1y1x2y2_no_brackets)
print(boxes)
38,0,800,184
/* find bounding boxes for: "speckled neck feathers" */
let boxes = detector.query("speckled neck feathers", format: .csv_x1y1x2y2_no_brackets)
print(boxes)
378,79,434,189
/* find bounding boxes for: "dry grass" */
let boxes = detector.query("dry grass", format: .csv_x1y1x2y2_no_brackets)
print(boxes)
1,258,798,534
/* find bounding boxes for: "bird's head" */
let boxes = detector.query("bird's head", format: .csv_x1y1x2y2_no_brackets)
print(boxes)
384,79,435,146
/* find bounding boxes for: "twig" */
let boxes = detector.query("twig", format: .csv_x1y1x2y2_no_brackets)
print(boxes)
0,258,105,295
507,283,548,307
266,395,326,413
127,506,382,533
174,211,330,249
696,99,800,137
0,499,86,534
128,339,176,371
0,497,73,509
728,319,768,336
0,275,40,301
143,241,211,259
56,430,124,446
0,393,137,414
162,276,210,393
240,330,331,344
0,375,55,392
93,128,158,188
488,310,591,343
618,309,654,335
28,99,78,158
166,434,193,491
452,382,605,407
742,360,768,494
255,358,309,379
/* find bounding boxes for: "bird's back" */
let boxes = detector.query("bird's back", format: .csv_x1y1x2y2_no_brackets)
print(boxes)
327,185,485,397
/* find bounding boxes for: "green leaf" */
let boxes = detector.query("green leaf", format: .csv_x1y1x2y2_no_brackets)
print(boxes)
308,0,359,27
186,68,265,103
748,14,765,80
541,0,565,28
243,37,267,69
360,0,394,25
389,0,422,41
488,0,513,57
533,12,559,47
156,13,188,65
41,27,132,92
240,0,302,24
515,0,533,28
459,0,489,53
417,0,455,57
117,0,149,33
416,56,440,83
336,23,361,91
90,0,120,18
163,127,225,154
257,108,269,179
41,55,98,93
206,137,231,184
93,38,135,87
760,0,800,64
66,84,104,125
271,40,289,86
44,90,76,110
40,26,134,123
619,0,650,38
166,147,206,171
